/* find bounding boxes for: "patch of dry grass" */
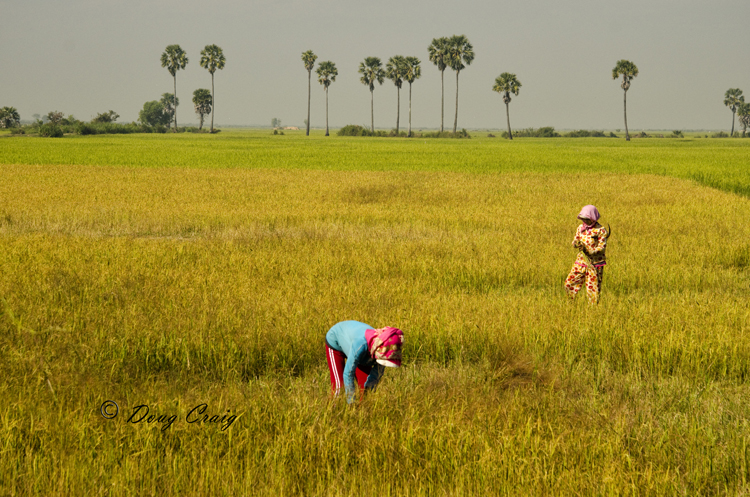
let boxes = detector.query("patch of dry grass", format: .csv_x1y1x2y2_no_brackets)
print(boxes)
2,164,750,494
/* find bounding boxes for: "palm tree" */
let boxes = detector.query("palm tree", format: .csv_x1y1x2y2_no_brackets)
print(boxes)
316,61,338,136
492,73,522,140
160,45,188,132
386,56,407,134
192,89,212,131
738,102,750,137
612,60,638,141
403,57,421,137
428,37,449,132
199,45,226,134
358,57,385,133
446,35,475,134
724,88,744,136
0,106,20,128
301,50,318,136
160,93,179,128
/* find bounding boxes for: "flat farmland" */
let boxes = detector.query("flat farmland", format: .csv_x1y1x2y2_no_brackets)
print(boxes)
2,132,750,495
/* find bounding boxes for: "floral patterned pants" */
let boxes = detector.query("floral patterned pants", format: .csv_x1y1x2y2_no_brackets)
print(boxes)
564,262,604,304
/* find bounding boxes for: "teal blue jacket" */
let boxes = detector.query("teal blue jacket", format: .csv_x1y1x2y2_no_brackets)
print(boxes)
325,320,384,403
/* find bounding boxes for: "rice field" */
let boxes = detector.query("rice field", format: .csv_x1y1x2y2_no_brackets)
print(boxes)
2,132,750,495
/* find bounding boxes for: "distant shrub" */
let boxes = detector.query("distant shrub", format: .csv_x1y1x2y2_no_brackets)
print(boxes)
92,110,119,123
421,129,471,138
337,124,372,136
76,123,97,135
46,111,64,125
74,122,170,135
503,127,559,138
711,131,729,138
487,133,495,138
139,100,171,127
337,125,469,138
609,132,617,138
638,131,649,138
536,127,559,137
39,124,63,137
671,130,684,138
562,130,606,138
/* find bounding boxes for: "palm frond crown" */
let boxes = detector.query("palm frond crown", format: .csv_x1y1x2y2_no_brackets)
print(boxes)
612,60,638,90
403,57,421,84
386,56,407,89
160,45,188,76
492,73,521,103
446,35,474,72
428,37,449,71
724,88,745,111
302,50,318,72
316,61,338,89
358,57,385,91
200,45,226,74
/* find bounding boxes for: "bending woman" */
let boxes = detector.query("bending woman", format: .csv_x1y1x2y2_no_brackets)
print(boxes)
325,320,404,403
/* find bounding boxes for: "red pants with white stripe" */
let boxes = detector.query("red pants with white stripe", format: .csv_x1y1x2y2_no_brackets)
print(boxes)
326,343,372,395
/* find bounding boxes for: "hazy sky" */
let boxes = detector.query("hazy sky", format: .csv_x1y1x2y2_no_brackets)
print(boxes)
2,0,748,130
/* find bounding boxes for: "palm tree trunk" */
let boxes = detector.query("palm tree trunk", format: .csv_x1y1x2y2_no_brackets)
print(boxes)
173,76,178,132
623,89,629,141
440,69,444,133
731,110,736,136
505,100,512,140
306,70,311,136
210,72,215,133
453,70,459,134
408,83,412,138
371,89,374,133
396,86,400,134
325,87,329,136
199,114,204,131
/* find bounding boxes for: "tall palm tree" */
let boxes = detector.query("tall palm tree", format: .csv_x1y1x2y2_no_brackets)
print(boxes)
403,57,421,137
199,44,226,134
316,61,338,136
386,56,407,134
738,102,750,137
446,35,475,134
301,50,318,136
358,57,385,133
724,88,744,136
428,37,449,132
492,73,522,140
612,59,638,141
160,44,188,132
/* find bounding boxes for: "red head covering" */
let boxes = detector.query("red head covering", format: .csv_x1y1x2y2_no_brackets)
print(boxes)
365,327,404,367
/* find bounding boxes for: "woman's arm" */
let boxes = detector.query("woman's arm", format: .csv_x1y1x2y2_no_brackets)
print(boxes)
363,364,385,391
572,225,583,248
586,227,608,255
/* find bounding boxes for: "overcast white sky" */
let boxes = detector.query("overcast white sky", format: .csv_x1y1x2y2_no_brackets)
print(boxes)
1,0,748,130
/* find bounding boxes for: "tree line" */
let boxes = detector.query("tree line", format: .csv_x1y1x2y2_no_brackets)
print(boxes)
1,36,749,137
299,36,750,140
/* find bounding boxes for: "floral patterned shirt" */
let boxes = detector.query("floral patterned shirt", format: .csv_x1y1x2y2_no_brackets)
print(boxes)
572,222,608,267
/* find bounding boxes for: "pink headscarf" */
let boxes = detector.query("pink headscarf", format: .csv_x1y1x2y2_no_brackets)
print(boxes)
577,205,600,228
365,327,404,367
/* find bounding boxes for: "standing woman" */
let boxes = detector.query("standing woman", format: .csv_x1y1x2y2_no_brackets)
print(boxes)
564,205,609,304
325,321,404,403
